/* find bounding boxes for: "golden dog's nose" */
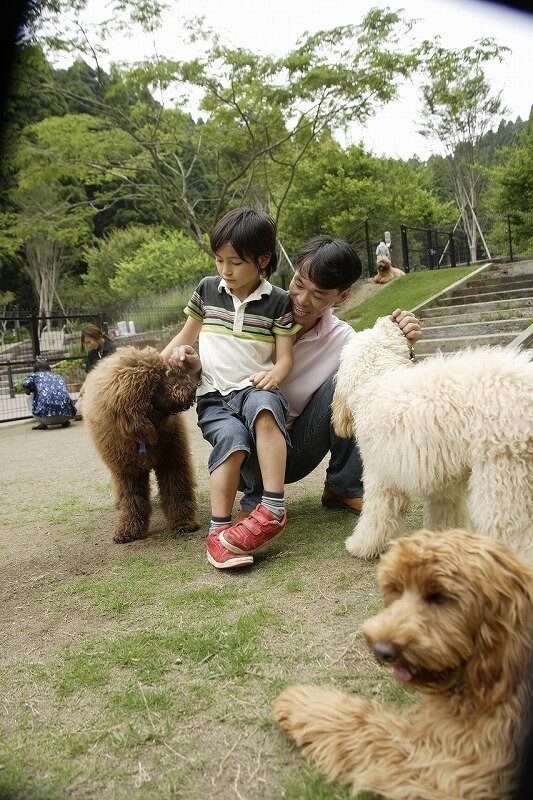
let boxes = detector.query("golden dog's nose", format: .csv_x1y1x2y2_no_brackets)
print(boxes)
373,641,400,662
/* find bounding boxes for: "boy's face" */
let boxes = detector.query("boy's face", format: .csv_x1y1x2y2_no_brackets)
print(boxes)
289,265,350,328
214,242,268,301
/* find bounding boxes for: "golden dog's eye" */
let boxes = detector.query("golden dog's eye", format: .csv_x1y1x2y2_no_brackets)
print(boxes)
426,592,447,604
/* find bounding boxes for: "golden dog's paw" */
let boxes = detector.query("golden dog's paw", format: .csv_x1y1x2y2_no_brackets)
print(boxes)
273,685,313,733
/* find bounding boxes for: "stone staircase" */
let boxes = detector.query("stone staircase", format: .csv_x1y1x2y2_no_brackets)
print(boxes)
413,261,533,358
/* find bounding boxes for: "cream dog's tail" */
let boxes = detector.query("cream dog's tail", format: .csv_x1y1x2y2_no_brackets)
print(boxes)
331,374,355,439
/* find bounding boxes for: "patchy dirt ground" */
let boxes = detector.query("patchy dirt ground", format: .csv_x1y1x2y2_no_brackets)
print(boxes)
2,411,384,800
0,411,333,658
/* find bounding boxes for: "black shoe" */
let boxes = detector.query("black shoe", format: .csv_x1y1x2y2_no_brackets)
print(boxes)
32,423,48,430
61,421,71,428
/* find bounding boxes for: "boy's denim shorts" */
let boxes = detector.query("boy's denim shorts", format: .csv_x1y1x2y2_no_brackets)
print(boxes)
196,386,291,473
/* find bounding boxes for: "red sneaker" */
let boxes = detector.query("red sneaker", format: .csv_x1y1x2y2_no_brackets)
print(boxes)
206,531,254,569
219,505,287,554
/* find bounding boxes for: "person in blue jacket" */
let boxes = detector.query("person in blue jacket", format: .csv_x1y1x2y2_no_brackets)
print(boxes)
23,359,76,430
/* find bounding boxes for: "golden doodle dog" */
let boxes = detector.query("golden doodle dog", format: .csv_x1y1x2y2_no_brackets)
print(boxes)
331,316,533,562
83,346,199,543
273,529,533,800
374,258,405,284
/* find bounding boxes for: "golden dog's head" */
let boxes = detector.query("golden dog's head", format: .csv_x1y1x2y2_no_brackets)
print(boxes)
377,258,393,274
362,529,533,708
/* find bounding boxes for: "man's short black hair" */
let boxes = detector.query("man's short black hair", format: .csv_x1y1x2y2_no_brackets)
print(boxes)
295,235,362,291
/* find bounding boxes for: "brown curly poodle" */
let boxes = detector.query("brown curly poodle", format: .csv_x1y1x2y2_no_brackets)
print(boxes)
273,529,533,800
83,346,199,543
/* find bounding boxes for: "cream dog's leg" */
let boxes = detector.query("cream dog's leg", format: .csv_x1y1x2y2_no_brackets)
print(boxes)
424,480,470,531
345,478,409,558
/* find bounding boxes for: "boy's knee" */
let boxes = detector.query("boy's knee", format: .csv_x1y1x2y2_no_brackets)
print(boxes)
254,409,278,430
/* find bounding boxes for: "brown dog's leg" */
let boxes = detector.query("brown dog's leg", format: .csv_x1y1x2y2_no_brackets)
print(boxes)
155,418,199,533
113,470,151,543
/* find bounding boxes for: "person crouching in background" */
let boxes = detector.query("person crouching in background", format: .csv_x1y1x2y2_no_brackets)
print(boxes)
75,324,117,420
23,359,76,430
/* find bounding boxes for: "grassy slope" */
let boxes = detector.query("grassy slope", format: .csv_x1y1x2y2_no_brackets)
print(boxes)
341,267,478,330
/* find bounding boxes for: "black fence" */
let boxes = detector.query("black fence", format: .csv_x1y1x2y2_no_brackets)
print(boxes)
0,310,183,424
343,213,533,276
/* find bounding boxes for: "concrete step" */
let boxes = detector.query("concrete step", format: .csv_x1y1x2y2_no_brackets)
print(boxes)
437,287,533,306
449,278,533,298
420,318,527,340
418,306,533,326
414,332,518,356
419,296,533,318
462,275,533,291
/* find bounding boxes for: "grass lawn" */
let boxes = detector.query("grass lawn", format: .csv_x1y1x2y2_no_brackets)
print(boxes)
1,265,480,799
0,468,425,800
341,266,479,330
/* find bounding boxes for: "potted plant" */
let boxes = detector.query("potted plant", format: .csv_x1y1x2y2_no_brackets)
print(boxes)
53,358,86,394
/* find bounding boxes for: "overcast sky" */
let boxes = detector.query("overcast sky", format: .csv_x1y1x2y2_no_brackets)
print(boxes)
79,0,533,160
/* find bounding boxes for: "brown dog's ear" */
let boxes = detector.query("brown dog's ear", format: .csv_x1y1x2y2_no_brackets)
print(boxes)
113,407,158,446
108,352,162,445
464,544,533,710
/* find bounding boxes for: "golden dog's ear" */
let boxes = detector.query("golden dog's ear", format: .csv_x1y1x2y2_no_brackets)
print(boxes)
464,543,533,710
331,391,355,438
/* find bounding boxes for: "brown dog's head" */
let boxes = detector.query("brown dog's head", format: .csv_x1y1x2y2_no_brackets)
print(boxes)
83,346,197,445
362,529,533,708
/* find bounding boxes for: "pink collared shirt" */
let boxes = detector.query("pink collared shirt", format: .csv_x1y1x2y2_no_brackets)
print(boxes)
280,308,355,424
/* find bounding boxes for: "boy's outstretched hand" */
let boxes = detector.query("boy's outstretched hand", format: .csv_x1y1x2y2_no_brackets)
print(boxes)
168,345,202,383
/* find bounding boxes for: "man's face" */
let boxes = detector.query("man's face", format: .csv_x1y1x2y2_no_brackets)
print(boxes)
288,266,350,327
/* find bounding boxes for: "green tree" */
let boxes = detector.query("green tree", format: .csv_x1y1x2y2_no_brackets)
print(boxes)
109,229,211,300
78,225,158,307
32,8,419,247
280,136,455,253
487,125,533,252
418,37,509,262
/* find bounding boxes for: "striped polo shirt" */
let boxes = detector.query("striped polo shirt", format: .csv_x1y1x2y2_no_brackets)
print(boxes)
184,276,300,396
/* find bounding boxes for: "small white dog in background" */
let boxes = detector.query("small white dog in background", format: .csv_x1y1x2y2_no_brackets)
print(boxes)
331,316,533,562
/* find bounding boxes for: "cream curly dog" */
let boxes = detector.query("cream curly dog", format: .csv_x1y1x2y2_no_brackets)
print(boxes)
331,316,533,562
83,346,199,543
273,529,533,800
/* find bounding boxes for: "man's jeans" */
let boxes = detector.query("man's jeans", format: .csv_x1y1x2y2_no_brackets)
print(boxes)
239,375,363,511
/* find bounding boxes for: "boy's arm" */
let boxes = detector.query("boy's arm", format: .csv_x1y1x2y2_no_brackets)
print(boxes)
250,334,293,391
160,317,201,360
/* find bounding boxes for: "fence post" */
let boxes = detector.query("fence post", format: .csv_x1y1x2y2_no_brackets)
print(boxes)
364,219,373,277
426,229,435,270
7,360,15,399
507,214,514,263
400,225,409,273
30,313,40,358
448,232,456,268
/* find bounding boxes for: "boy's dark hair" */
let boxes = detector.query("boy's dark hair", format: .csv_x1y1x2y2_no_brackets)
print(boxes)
296,235,362,291
35,358,51,372
210,207,278,278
